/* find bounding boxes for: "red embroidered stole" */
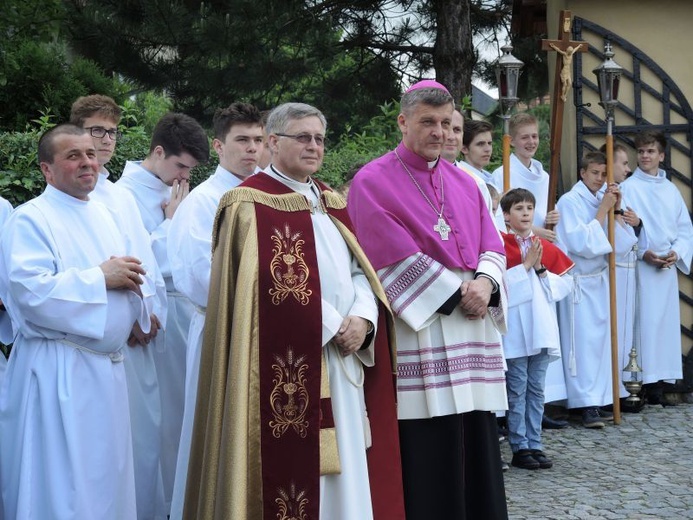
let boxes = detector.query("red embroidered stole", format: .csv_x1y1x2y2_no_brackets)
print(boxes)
502,232,574,275
251,177,323,519
247,173,405,520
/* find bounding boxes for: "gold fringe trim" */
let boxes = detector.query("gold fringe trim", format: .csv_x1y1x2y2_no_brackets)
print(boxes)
212,188,313,253
219,187,313,213
322,190,347,210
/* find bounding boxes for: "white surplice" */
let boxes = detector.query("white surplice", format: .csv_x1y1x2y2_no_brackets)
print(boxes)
620,168,693,383
556,181,637,408
266,167,379,520
504,260,572,361
117,161,194,508
456,160,507,232
491,153,550,227
0,185,157,520
0,195,13,388
379,252,508,419
167,165,242,520
91,170,168,519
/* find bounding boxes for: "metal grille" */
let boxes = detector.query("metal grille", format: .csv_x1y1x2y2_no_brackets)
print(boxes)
573,16,693,343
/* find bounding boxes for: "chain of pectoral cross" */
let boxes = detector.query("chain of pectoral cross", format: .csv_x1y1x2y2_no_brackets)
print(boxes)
395,150,451,240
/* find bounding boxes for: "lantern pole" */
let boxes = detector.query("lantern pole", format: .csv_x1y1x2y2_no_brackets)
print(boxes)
593,41,624,424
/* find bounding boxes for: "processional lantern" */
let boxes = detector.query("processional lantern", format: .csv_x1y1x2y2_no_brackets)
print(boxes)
496,43,524,118
495,43,524,193
593,42,637,414
592,42,623,118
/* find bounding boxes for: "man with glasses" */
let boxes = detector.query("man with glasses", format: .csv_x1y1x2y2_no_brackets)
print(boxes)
184,102,404,520
116,112,209,514
70,94,168,519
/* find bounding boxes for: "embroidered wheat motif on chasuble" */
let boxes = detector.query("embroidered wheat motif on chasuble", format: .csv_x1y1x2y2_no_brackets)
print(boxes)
269,347,310,438
275,482,309,520
269,224,312,305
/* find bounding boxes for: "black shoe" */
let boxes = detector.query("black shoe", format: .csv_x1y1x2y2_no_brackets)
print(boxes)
511,449,540,470
597,407,614,421
542,414,569,429
531,450,553,469
582,407,605,429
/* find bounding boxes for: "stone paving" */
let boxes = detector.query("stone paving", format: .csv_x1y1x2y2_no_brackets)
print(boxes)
503,402,693,519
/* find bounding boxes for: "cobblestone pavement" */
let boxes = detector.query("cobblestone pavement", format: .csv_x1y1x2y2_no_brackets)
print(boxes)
503,402,693,519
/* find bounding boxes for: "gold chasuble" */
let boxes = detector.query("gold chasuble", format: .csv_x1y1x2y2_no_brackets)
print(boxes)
183,173,404,520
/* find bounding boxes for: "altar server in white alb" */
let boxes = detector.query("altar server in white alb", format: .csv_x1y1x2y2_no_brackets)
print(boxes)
619,130,693,392
70,94,168,519
0,124,158,519
167,102,264,519
556,151,638,428
117,112,210,508
491,112,559,242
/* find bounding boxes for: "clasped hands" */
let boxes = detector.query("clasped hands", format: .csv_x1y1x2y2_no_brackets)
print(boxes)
333,315,370,357
459,277,494,320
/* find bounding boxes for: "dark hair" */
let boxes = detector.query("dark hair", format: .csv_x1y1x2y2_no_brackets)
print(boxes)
463,119,493,147
634,130,666,154
38,124,88,164
598,142,629,155
580,151,606,170
212,102,262,141
401,88,454,115
70,94,121,126
500,188,536,213
150,112,210,163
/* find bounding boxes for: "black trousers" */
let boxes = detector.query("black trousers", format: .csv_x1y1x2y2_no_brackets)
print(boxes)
399,411,508,520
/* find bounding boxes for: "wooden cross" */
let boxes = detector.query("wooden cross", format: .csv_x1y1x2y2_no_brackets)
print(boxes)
541,10,588,216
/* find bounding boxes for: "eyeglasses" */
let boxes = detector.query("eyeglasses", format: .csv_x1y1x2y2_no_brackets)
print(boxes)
85,126,122,140
275,133,325,147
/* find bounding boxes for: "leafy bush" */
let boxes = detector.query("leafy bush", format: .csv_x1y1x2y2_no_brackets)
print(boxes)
318,101,401,188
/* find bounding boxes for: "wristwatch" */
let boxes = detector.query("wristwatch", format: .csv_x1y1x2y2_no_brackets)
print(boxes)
534,265,547,275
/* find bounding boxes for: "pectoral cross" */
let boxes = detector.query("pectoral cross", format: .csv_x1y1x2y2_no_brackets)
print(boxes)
434,217,451,240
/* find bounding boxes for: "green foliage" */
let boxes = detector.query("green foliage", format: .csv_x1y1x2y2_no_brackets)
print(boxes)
0,39,126,131
318,101,401,188
0,129,44,207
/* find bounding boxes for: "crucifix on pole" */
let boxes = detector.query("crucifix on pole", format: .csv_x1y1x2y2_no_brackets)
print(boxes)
541,11,588,220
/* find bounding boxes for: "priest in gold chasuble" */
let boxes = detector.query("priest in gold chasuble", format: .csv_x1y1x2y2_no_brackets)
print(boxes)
184,103,404,520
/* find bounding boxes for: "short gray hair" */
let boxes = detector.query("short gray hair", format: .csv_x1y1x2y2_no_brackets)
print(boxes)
401,88,454,115
266,103,327,135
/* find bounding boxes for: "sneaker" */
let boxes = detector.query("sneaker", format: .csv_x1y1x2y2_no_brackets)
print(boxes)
582,407,605,429
511,449,540,470
597,407,614,421
501,459,510,472
531,450,553,469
